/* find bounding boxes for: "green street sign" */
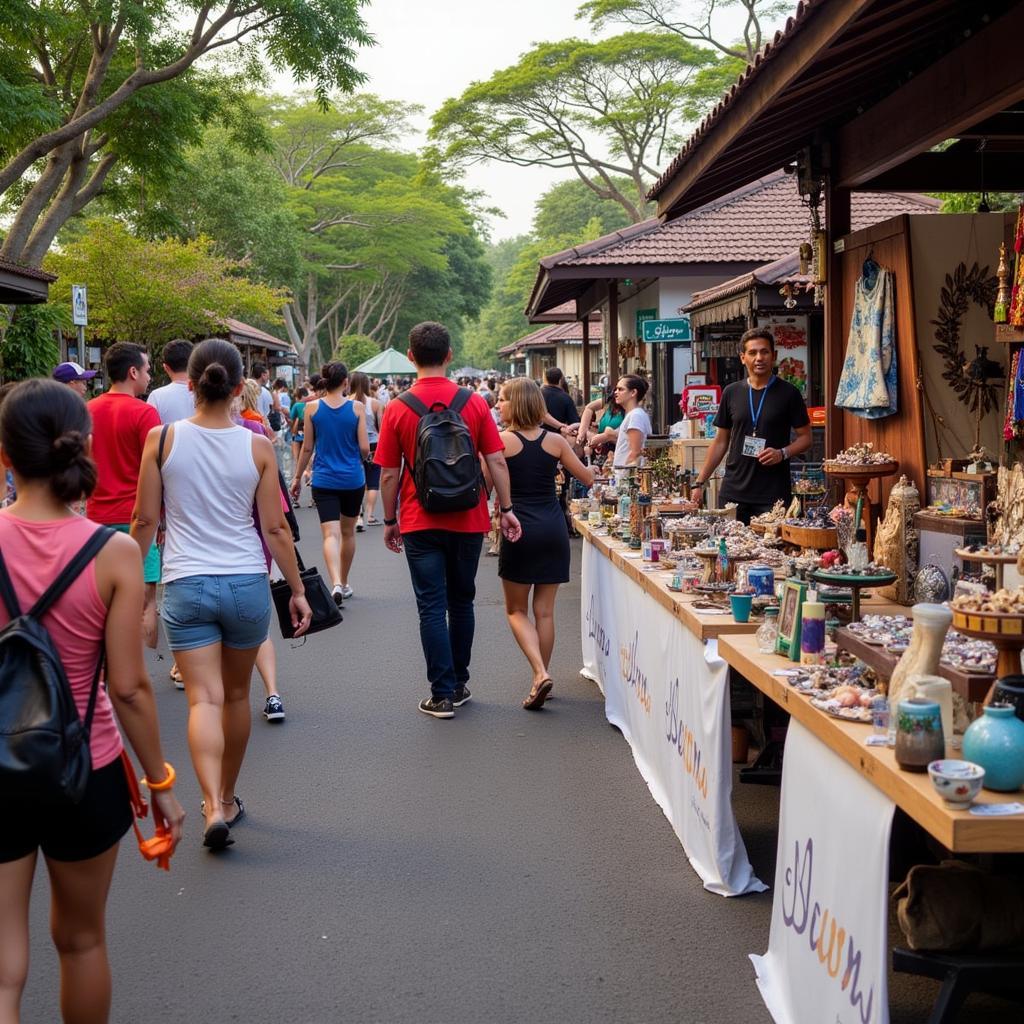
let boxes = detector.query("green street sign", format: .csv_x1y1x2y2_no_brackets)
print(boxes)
642,317,691,343
635,308,657,337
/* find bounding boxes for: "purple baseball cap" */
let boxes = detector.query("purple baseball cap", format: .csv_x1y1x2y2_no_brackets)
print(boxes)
52,361,98,383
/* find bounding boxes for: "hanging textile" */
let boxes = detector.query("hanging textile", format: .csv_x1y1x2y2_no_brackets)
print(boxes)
1004,347,1024,441
1009,205,1024,328
835,258,898,418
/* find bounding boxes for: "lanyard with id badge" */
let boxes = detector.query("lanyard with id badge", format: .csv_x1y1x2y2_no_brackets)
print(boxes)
742,377,775,458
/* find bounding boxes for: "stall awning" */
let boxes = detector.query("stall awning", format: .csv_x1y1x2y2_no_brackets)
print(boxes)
219,317,295,359
685,251,814,329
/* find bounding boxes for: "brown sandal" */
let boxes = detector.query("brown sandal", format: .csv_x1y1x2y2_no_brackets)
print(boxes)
523,679,553,710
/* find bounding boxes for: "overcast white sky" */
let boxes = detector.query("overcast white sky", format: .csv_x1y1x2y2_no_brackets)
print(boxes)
316,0,770,241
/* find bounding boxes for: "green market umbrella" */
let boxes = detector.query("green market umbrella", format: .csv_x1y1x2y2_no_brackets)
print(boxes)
353,347,416,376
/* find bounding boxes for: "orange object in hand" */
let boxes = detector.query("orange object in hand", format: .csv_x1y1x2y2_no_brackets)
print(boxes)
120,751,176,871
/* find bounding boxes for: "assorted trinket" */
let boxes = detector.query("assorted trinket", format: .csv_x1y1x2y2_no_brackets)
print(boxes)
825,442,896,468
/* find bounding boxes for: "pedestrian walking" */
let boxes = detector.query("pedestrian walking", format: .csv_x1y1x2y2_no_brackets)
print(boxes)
290,362,369,603
251,361,273,420
51,360,97,397
146,338,195,691
375,321,521,719
348,371,382,528
495,378,594,708
611,374,653,478
147,339,195,424
131,339,311,850
86,342,161,649
0,379,184,1020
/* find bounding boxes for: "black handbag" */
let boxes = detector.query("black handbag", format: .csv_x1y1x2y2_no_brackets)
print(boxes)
270,552,341,639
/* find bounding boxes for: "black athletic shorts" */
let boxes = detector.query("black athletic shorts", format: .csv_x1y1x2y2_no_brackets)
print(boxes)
2,758,133,863
312,485,365,522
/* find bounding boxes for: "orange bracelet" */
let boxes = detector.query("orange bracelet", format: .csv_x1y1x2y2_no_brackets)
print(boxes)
141,762,176,791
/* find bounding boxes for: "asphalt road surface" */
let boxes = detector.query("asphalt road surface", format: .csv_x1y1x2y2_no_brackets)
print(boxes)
19,507,1019,1023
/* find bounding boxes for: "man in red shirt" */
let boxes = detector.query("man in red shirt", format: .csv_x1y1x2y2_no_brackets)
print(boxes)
376,322,521,719
87,342,161,646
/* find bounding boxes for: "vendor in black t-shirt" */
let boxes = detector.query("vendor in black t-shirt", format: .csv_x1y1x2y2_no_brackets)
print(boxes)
691,327,812,524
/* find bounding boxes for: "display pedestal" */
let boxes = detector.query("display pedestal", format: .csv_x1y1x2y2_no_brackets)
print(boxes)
825,460,899,549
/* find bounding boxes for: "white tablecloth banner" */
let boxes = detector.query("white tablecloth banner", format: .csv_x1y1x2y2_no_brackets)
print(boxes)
751,720,895,1024
580,537,766,896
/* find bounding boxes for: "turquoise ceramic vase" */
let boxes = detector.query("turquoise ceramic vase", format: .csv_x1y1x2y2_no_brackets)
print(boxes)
962,705,1024,792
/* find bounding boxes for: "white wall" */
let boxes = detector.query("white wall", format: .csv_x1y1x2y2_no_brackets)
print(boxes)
909,213,1011,461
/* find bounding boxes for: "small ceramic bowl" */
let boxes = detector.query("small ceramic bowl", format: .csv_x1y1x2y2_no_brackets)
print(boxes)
927,759,985,808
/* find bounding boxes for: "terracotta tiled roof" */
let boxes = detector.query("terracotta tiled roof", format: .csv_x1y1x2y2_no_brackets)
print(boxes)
0,257,57,282
498,318,604,356
545,172,939,268
684,251,811,312
219,316,293,351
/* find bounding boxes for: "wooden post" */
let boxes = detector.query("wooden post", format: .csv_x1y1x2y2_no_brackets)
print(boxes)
825,181,851,458
607,281,619,385
581,316,591,401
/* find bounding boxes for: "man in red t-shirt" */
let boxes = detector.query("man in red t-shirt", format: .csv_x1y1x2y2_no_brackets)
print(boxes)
87,342,161,646
375,322,521,719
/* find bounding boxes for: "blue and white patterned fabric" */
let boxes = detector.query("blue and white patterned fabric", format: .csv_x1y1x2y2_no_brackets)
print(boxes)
834,261,897,419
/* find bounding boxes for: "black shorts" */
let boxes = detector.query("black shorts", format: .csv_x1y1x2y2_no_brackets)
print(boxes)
312,485,365,522
364,459,381,490
2,758,133,863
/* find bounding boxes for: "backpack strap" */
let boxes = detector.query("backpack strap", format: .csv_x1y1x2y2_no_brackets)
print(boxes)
0,548,23,619
448,387,473,415
28,525,116,621
157,423,170,471
395,391,429,418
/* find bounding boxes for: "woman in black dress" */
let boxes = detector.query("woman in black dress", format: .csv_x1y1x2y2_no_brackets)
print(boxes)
497,378,594,709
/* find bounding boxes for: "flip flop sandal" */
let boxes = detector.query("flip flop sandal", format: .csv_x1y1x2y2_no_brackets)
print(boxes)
523,679,553,710
169,664,183,682
202,821,234,851
200,796,245,827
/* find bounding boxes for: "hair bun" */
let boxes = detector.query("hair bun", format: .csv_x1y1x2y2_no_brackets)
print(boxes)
50,431,86,469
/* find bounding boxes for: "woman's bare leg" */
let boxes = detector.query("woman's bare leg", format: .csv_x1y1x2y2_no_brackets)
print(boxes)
339,515,358,587
0,852,36,1024
532,584,560,670
320,521,342,589
253,638,278,700
502,580,548,686
219,644,261,804
46,844,119,1024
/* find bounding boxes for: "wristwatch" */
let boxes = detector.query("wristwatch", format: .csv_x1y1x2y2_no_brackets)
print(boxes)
383,517,398,526
500,505,514,514
780,446,789,460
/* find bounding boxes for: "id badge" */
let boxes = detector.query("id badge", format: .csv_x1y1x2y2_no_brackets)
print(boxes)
742,435,766,458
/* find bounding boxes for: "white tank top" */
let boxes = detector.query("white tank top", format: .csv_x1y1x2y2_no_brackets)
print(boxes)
160,420,267,582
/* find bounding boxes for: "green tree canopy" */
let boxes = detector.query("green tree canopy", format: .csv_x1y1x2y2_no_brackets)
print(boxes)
0,0,371,265
44,218,287,348
429,32,721,223
532,177,636,238
333,334,379,369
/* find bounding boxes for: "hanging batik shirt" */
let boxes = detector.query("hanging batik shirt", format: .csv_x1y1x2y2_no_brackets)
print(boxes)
835,264,898,419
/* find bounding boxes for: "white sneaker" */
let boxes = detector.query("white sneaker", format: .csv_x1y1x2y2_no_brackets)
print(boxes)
332,585,344,606
340,584,354,600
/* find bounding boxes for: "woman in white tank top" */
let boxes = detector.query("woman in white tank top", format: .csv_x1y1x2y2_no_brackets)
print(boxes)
131,339,311,851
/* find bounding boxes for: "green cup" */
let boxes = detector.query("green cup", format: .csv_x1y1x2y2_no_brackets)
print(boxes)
730,593,753,623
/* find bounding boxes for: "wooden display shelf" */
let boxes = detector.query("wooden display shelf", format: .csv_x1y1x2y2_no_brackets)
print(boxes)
781,522,838,550
719,633,1024,853
995,323,1024,344
835,626,992,703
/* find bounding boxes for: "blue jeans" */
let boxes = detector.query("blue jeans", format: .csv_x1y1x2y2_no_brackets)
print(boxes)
403,530,483,700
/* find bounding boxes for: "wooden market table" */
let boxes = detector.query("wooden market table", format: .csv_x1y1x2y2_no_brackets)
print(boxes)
718,632,1024,854
574,518,759,641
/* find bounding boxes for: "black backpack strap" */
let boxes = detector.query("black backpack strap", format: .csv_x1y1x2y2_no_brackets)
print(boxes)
81,644,106,736
395,391,429,418
156,423,170,470
28,526,116,621
449,387,472,415
0,548,23,619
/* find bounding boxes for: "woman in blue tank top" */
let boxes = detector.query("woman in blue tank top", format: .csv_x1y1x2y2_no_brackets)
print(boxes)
290,362,369,602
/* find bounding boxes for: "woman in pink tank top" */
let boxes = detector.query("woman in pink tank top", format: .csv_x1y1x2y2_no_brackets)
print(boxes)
0,379,184,1024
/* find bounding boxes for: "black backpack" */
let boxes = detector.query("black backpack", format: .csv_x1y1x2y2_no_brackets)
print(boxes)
396,387,483,513
0,526,114,804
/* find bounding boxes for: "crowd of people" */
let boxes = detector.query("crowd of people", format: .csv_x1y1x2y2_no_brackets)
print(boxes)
0,322,656,1022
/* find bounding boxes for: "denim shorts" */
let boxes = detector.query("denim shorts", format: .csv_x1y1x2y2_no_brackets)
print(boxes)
162,573,271,651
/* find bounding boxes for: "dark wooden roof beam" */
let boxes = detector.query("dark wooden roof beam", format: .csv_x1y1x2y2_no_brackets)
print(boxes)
836,4,1024,187
859,150,1024,192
